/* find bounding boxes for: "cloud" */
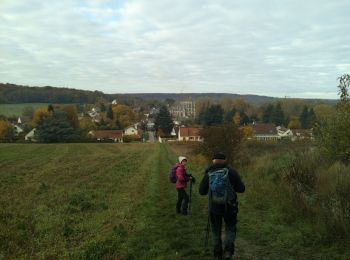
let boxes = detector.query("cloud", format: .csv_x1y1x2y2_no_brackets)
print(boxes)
0,0,349,98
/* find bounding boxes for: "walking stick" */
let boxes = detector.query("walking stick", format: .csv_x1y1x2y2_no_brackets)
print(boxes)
204,211,210,247
188,179,193,213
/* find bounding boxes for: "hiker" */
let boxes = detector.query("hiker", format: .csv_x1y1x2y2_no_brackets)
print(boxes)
199,152,245,260
175,156,194,215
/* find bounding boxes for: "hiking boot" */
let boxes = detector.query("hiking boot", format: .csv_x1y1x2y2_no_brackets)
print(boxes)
223,250,232,260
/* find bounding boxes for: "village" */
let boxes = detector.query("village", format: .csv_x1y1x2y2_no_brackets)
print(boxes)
2,97,314,144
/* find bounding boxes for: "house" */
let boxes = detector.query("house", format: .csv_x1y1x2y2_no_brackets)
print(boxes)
25,128,37,142
88,130,123,142
178,127,203,141
170,127,177,136
124,125,139,136
251,123,280,141
13,125,24,135
291,129,313,141
276,126,293,138
88,107,102,123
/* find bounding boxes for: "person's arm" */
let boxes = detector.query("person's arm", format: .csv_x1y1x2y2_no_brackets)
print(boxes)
199,172,209,195
229,169,245,193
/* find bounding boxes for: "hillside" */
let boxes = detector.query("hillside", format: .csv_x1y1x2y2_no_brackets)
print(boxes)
0,83,335,106
0,83,108,104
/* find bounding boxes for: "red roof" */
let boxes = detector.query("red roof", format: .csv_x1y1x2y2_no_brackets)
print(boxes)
251,124,277,135
179,127,202,137
92,130,123,139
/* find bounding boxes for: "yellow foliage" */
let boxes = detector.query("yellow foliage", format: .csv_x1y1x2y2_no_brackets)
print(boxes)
0,120,14,141
32,107,51,127
60,105,79,128
240,126,253,138
112,104,136,128
288,117,301,129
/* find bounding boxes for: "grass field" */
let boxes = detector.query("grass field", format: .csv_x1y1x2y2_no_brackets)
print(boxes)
0,143,348,259
0,103,49,117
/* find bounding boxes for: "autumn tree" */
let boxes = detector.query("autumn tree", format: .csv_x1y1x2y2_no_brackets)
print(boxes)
60,105,79,128
32,107,51,127
0,120,15,142
288,116,301,129
112,104,136,128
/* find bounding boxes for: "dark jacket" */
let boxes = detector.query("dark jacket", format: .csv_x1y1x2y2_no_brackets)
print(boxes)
199,163,245,215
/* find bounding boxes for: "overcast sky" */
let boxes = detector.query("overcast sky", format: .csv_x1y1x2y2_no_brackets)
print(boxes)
1,0,349,98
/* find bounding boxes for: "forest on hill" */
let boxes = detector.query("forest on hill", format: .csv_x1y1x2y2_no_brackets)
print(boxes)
0,83,335,106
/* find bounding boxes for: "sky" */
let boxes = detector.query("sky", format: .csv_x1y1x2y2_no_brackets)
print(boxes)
1,0,349,98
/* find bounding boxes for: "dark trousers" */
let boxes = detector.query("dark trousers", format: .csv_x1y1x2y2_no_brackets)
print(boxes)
210,212,237,255
176,188,189,214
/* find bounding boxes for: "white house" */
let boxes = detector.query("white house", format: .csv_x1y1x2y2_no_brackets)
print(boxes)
277,126,293,138
25,128,37,142
13,125,24,135
124,125,139,136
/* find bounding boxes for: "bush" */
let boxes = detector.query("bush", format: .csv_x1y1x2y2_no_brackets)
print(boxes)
195,123,244,165
122,135,141,143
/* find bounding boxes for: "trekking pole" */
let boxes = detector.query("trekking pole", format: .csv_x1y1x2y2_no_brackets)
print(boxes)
188,179,193,213
204,213,210,247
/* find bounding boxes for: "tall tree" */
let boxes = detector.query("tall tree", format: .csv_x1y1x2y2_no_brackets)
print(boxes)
203,104,224,126
307,108,316,128
35,111,80,143
240,111,250,125
155,105,174,135
262,104,274,123
107,105,114,120
271,103,285,126
300,105,309,129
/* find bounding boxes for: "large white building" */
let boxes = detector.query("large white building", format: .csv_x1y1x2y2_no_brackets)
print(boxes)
170,100,196,119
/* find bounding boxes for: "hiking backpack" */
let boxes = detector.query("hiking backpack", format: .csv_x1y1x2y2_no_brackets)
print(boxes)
169,165,178,183
208,168,236,205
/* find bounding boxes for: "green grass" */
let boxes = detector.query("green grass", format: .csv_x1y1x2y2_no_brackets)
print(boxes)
1,143,348,259
0,103,49,117
0,143,213,259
